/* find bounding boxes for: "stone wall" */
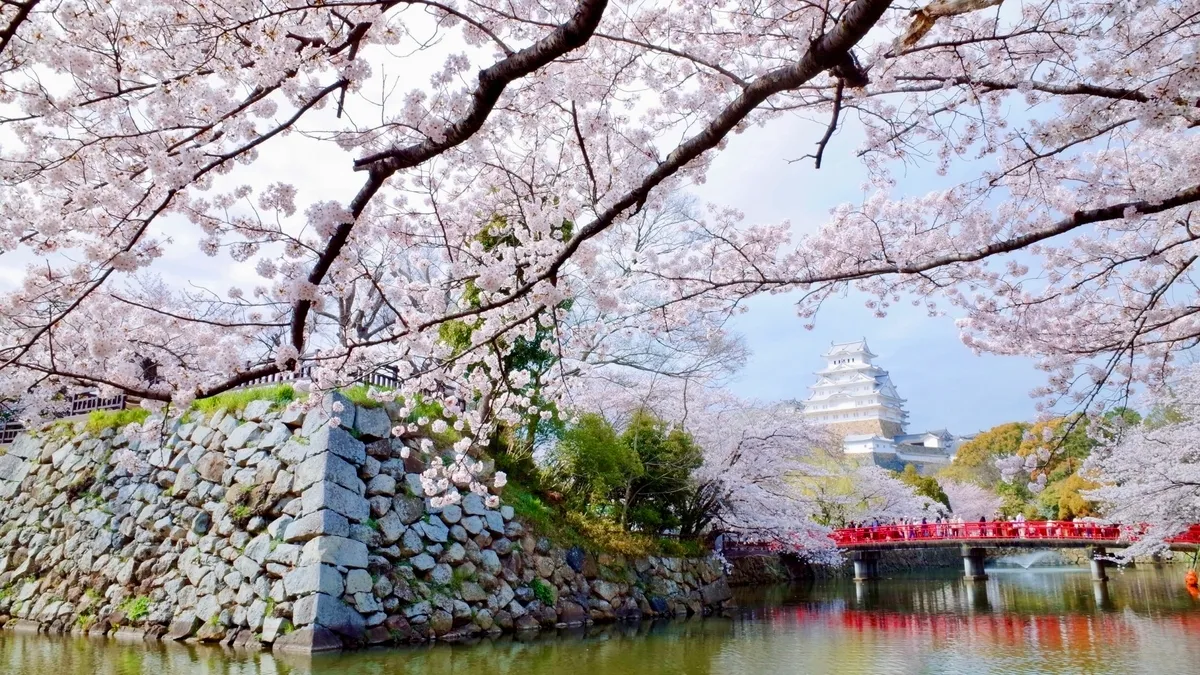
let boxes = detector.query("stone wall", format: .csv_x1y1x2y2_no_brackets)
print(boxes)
826,419,904,440
0,395,730,653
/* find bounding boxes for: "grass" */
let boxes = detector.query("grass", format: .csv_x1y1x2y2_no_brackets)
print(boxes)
505,479,701,558
448,566,475,593
341,384,387,409
530,578,557,606
84,408,150,435
229,505,252,523
190,384,297,418
118,596,151,623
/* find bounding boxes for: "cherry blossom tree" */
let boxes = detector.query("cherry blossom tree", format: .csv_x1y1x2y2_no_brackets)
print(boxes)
648,2,1200,412
565,371,933,559
1084,365,1200,557
941,479,1002,520
4,0,1199,509
0,0,890,418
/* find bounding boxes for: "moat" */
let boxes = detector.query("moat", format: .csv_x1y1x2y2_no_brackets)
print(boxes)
3,566,1198,675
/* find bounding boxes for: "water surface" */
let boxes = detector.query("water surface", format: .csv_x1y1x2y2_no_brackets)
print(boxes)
3,566,1199,675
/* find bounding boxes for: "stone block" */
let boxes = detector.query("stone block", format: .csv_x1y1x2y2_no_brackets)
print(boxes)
225,422,263,450
410,553,436,572
260,616,288,643
377,512,406,545
393,495,425,524
284,564,345,598
285,509,350,542
258,422,292,449
461,516,484,535
484,510,505,534
294,452,363,494
354,406,392,441
244,533,273,564
366,473,395,497
243,400,273,422
0,454,30,484
301,481,369,523
166,613,201,640
196,453,227,483
345,569,373,595
440,504,463,524
462,493,486,515
429,563,453,586
420,519,449,543
308,426,366,466
7,434,40,459
272,625,343,653
699,578,732,605
299,536,368,569
293,593,365,639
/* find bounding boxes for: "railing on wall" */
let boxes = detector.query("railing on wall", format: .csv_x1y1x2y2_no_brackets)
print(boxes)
0,393,128,445
0,364,404,445
229,364,400,391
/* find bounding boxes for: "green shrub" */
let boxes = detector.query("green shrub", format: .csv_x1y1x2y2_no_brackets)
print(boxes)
119,596,151,623
449,566,475,593
229,505,252,523
654,537,706,558
530,578,557,606
84,408,150,435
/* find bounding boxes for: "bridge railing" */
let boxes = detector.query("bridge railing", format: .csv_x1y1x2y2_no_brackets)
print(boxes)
831,521,1200,547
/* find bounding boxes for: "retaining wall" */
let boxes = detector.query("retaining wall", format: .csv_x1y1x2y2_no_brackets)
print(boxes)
0,394,729,653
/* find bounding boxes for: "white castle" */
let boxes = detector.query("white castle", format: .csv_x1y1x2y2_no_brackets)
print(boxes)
800,339,959,472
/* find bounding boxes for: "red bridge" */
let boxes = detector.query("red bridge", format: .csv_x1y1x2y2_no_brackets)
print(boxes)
831,521,1200,550
726,521,1200,583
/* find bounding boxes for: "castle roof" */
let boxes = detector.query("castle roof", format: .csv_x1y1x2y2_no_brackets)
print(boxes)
821,339,876,358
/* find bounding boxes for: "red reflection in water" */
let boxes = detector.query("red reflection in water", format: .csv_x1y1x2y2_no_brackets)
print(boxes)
744,604,1200,651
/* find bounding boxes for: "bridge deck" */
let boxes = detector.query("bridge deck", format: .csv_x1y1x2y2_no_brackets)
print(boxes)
723,522,1200,557
831,522,1200,552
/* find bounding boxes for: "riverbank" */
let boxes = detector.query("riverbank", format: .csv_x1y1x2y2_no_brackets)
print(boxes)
0,393,730,654
3,567,1199,675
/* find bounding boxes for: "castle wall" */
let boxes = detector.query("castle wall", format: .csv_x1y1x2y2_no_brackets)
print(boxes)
826,419,905,439
0,394,729,653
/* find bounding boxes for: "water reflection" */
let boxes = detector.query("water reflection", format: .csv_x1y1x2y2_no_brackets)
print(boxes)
2,568,1199,675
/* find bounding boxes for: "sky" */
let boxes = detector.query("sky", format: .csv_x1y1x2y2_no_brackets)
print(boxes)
696,111,1045,436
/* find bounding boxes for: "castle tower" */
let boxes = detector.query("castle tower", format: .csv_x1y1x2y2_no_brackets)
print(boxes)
801,339,908,440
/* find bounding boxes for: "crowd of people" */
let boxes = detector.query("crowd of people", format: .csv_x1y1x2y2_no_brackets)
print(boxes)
838,515,1121,542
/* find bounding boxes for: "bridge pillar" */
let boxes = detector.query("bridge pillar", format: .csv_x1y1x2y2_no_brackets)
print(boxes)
1090,546,1109,582
962,546,988,581
852,550,881,581
965,577,991,611
1093,580,1114,610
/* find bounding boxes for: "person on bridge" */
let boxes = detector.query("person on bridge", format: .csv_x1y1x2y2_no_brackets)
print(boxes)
1015,513,1026,538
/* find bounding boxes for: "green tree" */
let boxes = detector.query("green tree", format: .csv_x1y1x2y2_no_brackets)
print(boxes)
938,422,1028,486
898,464,950,510
619,409,703,534
551,413,643,509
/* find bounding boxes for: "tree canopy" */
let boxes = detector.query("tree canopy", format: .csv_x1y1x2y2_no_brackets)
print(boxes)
2,0,1198,514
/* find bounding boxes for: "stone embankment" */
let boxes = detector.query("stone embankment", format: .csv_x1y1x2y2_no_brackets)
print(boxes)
0,395,730,653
